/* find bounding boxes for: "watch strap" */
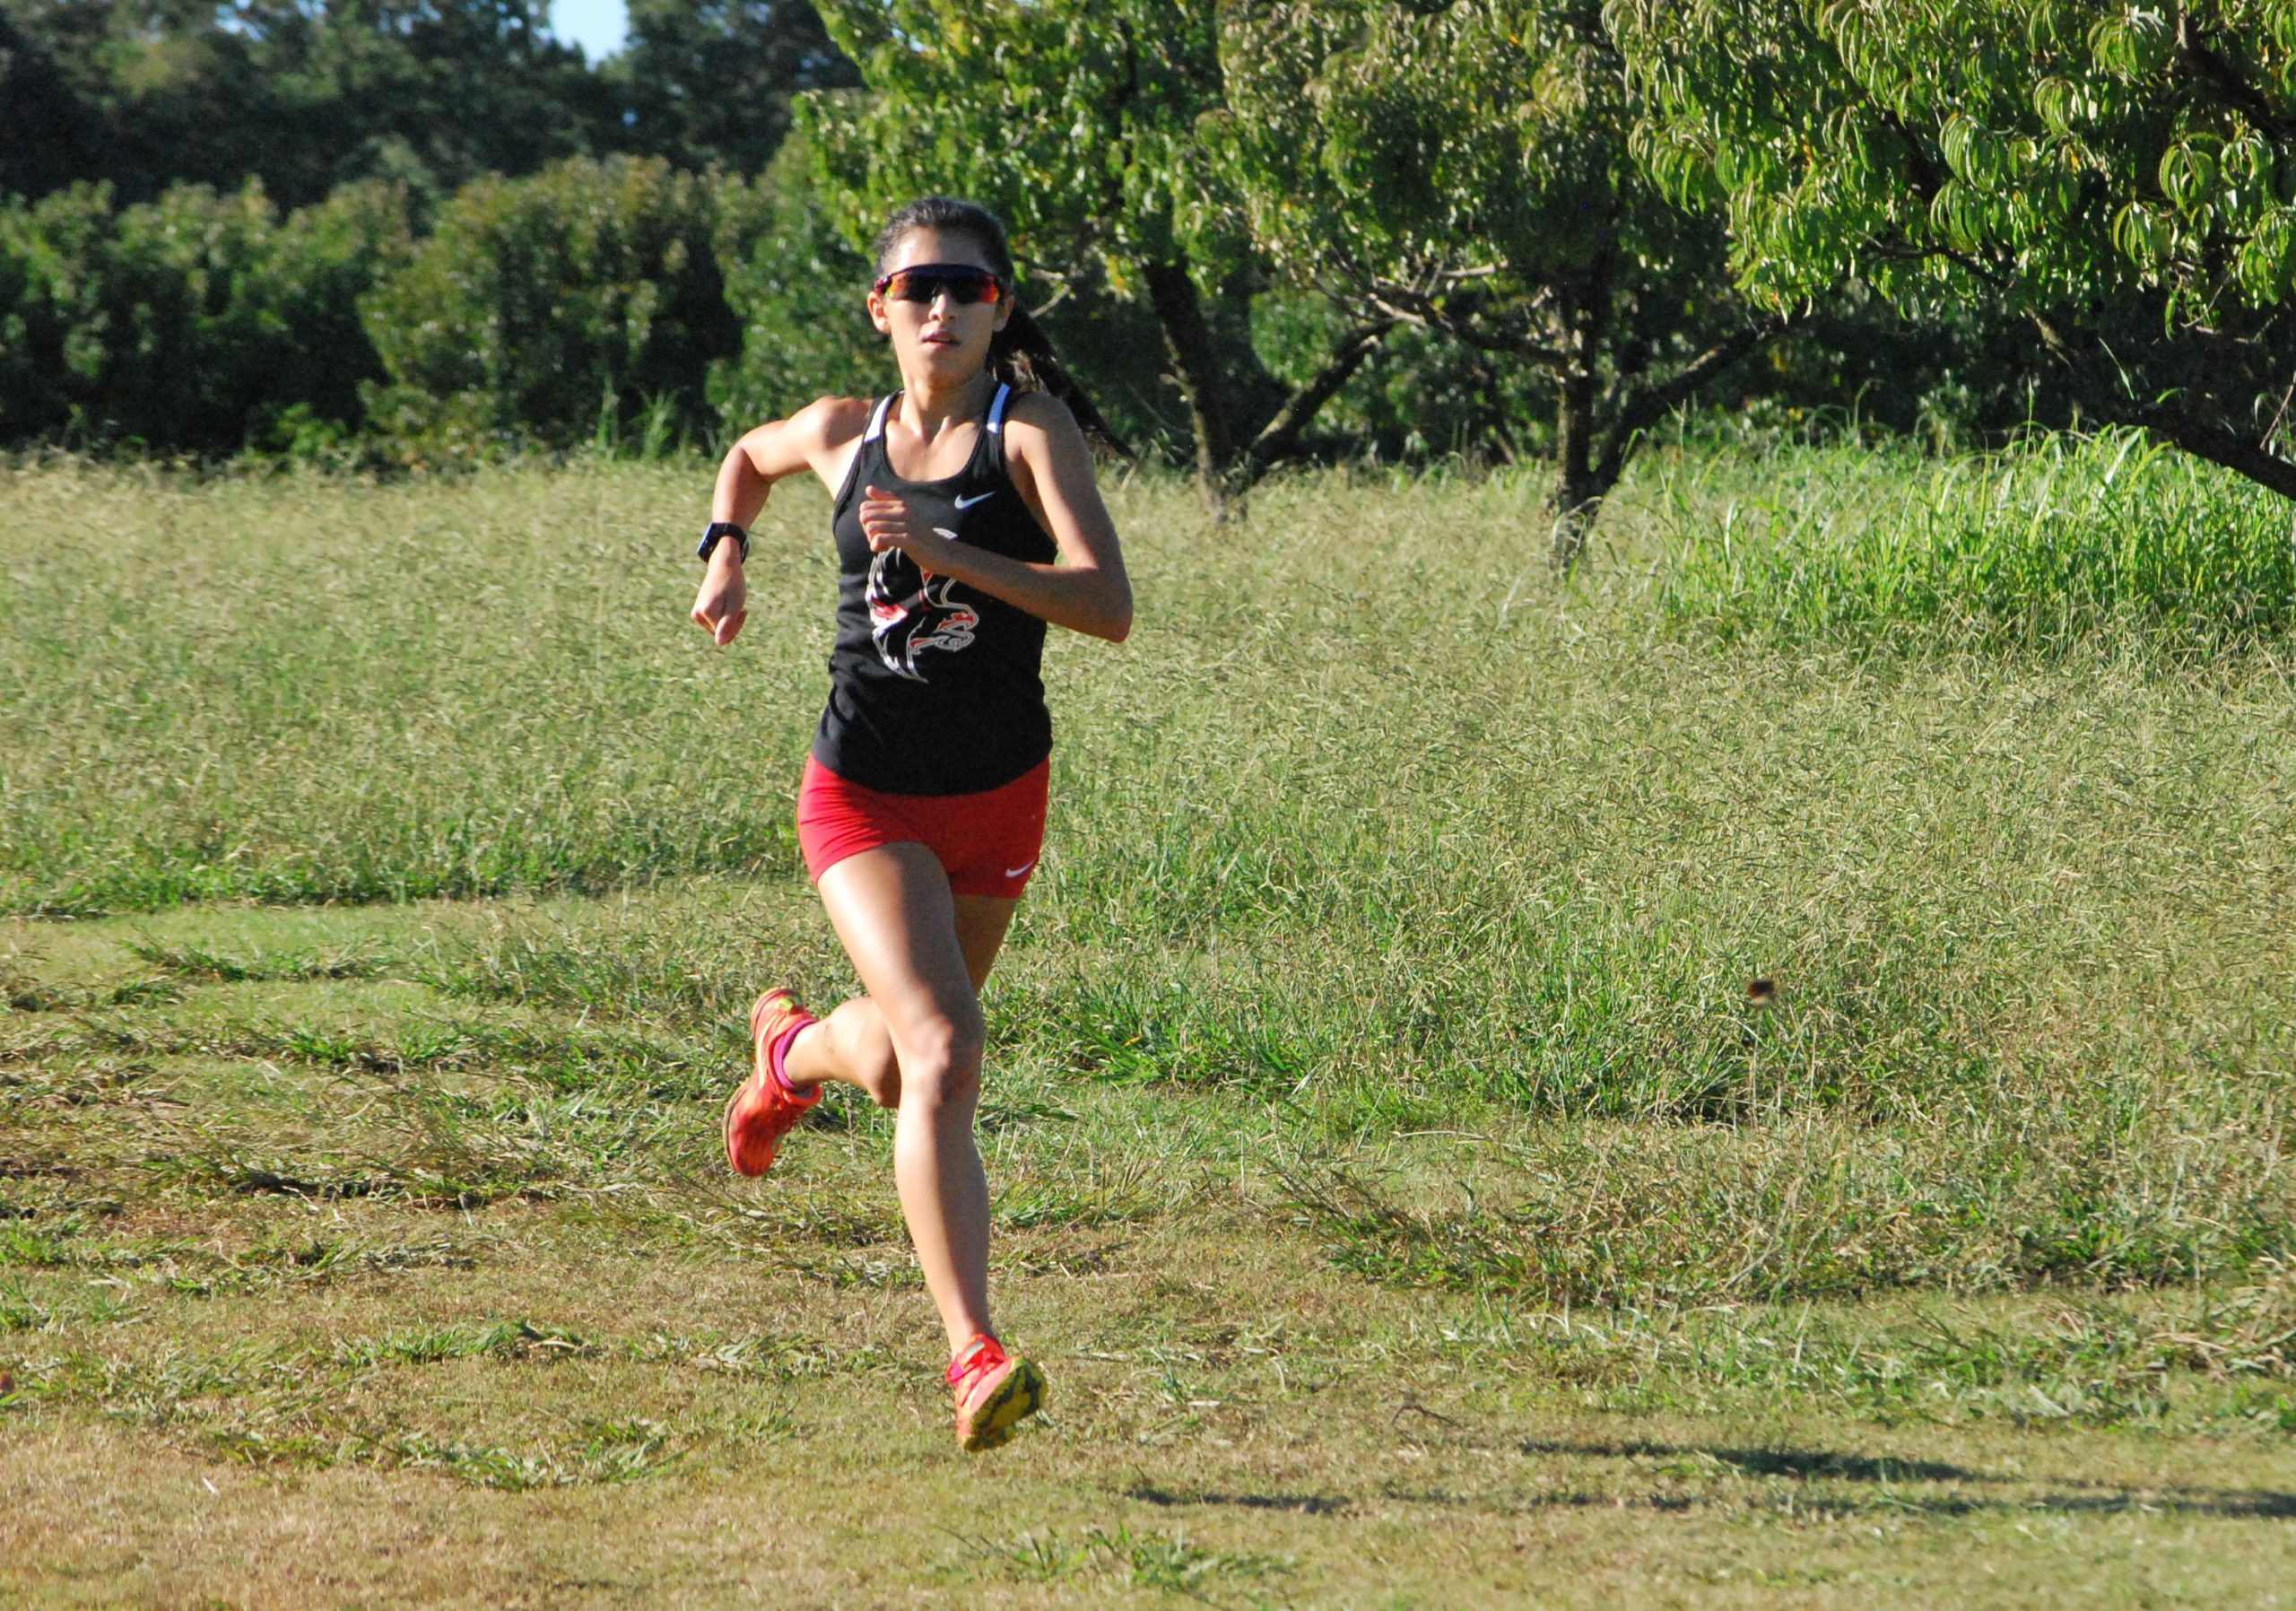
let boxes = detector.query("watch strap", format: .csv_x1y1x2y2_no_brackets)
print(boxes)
698,521,750,563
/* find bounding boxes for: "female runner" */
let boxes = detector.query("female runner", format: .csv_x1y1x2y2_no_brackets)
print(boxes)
688,197,1133,1453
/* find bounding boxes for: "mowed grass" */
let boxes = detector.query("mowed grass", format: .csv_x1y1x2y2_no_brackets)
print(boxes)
3,456,2294,1607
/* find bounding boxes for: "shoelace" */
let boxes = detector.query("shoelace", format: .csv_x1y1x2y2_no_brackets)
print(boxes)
947,1335,1006,1389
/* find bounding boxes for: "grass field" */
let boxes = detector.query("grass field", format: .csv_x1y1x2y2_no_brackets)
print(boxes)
3,451,2293,1607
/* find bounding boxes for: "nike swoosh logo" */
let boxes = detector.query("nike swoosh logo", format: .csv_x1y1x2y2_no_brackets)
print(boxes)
1004,860,1037,879
954,492,995,509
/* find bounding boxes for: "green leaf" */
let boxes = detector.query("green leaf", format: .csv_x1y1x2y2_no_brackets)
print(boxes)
2110,199,2170,268
2268,0,2296,56
2159,141,2220,217
2031,76,2080,135
2238,207,2296,302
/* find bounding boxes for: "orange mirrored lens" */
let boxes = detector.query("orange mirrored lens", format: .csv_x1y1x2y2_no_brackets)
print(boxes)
875,266,1002,305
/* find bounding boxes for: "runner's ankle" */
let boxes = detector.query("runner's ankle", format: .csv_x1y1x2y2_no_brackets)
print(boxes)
770,1018,822,1092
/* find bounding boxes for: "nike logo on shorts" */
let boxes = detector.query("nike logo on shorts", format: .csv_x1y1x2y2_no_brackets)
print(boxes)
954,492,996,509
1004,859,1036,879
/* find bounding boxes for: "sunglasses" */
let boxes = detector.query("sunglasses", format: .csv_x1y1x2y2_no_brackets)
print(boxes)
873,264,1004,306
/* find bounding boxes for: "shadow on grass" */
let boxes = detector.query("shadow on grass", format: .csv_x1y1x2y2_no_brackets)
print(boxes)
1126,1484,1352,1516
1523,1437,1981,1484
1515,1438,2296,1520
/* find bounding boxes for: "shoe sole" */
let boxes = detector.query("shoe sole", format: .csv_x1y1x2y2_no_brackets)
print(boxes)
720,1082,754,1176
724,989,801,1178
960,1357,1045,1453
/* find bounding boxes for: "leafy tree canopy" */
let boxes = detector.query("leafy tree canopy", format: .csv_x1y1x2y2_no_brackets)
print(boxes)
3,0,620,205
1611,0,2296,498
802,0,1395,509
803,0,1241,286
609,0,858,176
0,1,858,207
1217,0,1775,560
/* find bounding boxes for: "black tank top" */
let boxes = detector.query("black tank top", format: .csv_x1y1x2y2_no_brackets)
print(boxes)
813,385,1058,795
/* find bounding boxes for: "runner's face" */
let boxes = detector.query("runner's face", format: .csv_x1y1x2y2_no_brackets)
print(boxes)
869,228,1013,379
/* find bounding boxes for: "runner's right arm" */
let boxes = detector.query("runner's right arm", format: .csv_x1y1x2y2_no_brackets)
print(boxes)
691,398,867,649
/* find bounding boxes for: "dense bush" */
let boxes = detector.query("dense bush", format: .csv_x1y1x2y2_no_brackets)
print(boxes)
0,179,408,452
360,155,741,460
706,140,884,433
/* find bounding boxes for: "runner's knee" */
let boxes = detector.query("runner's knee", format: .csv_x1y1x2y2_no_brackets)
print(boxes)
893,1004,985,1110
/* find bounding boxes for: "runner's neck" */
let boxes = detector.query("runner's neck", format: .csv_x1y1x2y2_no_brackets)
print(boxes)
891,370,996,446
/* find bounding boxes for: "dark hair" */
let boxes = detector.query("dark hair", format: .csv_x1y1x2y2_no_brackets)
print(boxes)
872,196,1131,458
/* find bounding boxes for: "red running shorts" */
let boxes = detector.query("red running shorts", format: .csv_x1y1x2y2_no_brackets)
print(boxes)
796,754,1049,899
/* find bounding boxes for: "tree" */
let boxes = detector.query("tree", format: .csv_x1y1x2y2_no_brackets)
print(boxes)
1610,0,2296,501
608,0,858,175
1216,0,1779,565
0,0,617,207
359,155,741,457
801,0,1397,514
0,10,107,196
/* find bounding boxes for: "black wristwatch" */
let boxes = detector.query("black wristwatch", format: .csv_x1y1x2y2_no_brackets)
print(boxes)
697,521,750,563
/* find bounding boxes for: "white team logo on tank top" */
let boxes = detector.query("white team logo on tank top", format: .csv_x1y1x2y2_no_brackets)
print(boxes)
867,540,979,680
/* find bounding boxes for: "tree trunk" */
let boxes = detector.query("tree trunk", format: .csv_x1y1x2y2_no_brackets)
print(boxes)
1144,256,1394,518
1235,318,1392,487
1547,274,1611,573
1143,259,1239,518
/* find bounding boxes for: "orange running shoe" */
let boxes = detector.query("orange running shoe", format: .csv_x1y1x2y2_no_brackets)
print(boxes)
949,1333,1044,1453
723,989,821,1178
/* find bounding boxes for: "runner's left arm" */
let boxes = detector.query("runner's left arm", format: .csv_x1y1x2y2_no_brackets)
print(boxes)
856,394,1133,642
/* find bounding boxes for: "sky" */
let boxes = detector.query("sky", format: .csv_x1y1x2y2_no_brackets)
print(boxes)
549,0,629,61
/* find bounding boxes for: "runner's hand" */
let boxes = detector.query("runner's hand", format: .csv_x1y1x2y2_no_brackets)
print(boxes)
859,485,930,559
691,555,747,647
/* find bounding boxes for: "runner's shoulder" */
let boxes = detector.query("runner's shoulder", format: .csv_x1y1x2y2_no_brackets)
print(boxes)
1000,389,1087,466
782,394,876,451
1002,388,1079,437
737,396,874,480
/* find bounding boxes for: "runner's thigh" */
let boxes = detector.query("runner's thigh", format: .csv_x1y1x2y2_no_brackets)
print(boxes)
816,843,979,1048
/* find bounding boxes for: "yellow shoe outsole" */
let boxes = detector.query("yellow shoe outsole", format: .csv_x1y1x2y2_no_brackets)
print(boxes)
959,1357,1045,1453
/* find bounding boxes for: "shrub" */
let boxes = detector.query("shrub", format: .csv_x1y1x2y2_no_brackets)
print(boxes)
706,138,885,434
361,155,741,460
0,179,409,453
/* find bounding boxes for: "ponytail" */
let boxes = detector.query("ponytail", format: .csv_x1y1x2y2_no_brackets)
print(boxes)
873,195,1133,460
990,303,1133,460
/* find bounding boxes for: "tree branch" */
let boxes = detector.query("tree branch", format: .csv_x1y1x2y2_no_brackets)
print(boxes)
2135,403,2296,501
1236,317,1396,487
1592,315,1786,496
2030,311,2296,501
1359,280,1567,364
2178,30,2295,145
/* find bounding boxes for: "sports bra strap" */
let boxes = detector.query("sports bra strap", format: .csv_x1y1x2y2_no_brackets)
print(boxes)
833,394,897,509
986,384,1012,434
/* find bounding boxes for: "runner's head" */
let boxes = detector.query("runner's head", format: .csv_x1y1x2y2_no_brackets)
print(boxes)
870,197,1131,457
868,214,1013,391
